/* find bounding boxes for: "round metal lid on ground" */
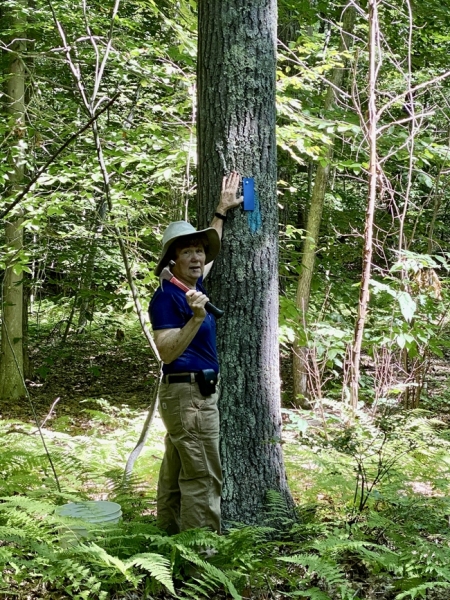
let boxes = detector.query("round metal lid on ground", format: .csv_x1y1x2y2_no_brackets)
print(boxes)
56,501,122,524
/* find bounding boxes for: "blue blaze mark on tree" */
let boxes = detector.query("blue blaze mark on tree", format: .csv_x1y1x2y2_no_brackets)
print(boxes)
247,192,262,233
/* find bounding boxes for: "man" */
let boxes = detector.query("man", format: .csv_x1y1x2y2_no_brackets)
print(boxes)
149,171,241,534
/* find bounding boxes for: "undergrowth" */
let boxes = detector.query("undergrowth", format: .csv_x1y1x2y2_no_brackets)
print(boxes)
2,400,450,599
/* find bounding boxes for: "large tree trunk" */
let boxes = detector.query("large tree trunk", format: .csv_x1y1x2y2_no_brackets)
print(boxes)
292,6,356,405
0,0,27,401
197,0,293,526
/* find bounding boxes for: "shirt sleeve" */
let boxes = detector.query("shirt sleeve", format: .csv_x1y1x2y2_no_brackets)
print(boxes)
150,289,191,331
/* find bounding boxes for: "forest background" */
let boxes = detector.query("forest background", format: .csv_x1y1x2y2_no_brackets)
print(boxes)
2,0,450,599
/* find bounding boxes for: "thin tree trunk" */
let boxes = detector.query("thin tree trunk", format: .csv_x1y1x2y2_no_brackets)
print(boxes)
22,279,30,379
76,201,107,332
292,6,356,405
427,146,449,255
0,0,27,400
198,0,294,526
349,0,379,408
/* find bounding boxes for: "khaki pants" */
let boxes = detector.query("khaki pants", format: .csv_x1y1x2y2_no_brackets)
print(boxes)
157,379,222,534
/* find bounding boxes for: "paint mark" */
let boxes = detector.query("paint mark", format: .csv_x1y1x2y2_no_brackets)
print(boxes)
247,191,262,233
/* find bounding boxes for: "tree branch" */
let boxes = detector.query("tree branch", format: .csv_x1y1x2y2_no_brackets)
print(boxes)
0,91,120,220
377,69,450,119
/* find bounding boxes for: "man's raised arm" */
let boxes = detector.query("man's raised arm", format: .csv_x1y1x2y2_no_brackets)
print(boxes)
203,171,242,278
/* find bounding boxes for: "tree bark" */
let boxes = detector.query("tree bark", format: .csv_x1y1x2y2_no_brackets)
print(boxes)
198,0,293,526
0,0,27,401
292,6,356,405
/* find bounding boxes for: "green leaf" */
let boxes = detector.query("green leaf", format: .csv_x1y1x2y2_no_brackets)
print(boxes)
397,291,416,323
370,279,397,297
397,334,406,349
12,264,31,275
47,206,65,216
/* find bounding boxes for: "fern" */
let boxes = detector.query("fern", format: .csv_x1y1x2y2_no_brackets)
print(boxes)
178,553,241,600
288,588,332,599
127,552,175,595
310,535,384,556
137,528,244,599
0,524,28,541
279,553,347,588
182,579,218,599
172,527,220,549
0,495,56,514
264,489,296,530
0,547,14,562
395,581,450,599
97,521,164,559
356,545,401,574
75,543,136,580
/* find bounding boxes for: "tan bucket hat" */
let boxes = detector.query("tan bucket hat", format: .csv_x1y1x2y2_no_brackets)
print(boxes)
154,221,221,276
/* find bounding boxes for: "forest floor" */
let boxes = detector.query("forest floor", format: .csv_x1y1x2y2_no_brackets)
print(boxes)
3,319,160,429
4,312,450,498
4,315,301,437
2,315,307,502
4,313,450,600
8,308,450,429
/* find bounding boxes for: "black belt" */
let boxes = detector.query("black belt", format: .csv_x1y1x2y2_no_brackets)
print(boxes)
164,370,219,396
164,373,197,384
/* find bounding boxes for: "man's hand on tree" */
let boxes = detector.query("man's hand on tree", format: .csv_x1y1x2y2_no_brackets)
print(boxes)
204,171,243,279
216,171,243,215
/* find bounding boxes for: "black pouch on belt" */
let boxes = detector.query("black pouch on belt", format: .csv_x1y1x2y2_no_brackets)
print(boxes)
196,369,218,397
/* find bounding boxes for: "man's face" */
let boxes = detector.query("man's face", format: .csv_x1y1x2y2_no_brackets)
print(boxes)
171,242,206,288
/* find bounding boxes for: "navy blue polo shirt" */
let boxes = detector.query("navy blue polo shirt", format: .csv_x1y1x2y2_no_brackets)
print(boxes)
149,278,219,375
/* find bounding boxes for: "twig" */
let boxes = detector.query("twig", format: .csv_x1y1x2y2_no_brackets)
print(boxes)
377,69,450,119
38,397,61,430
376,111,435,134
